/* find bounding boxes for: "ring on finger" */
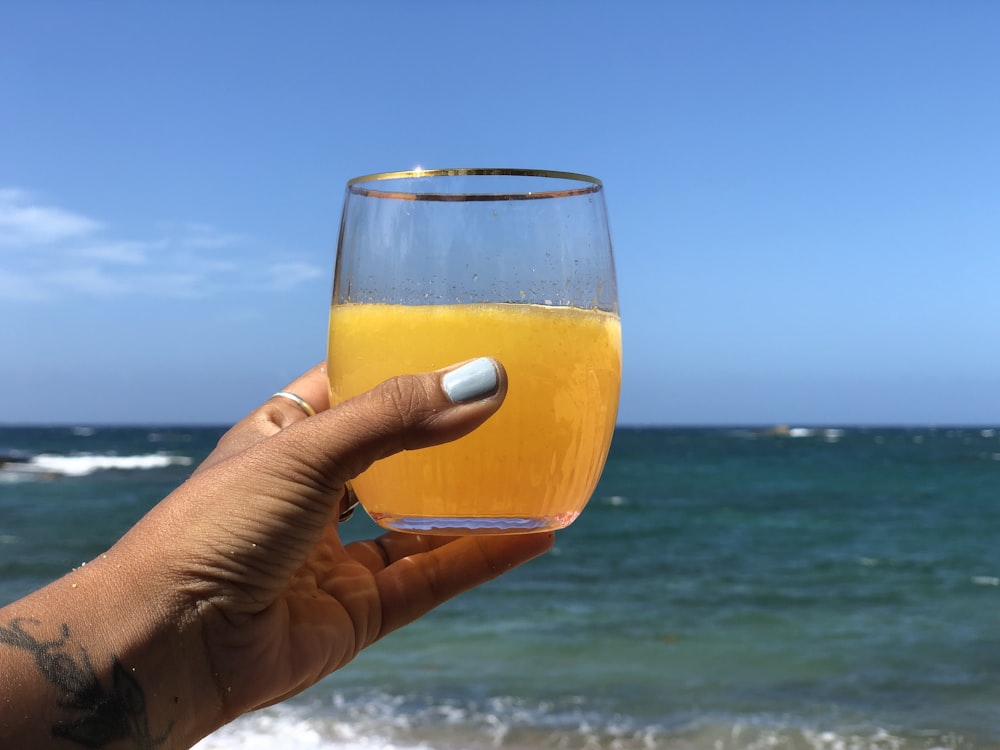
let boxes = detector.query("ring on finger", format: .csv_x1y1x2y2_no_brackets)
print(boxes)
271,391,317,417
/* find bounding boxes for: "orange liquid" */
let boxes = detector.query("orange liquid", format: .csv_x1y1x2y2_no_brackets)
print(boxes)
327,303,622,533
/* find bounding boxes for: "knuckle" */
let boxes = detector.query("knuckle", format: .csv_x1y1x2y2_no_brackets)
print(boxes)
371,375,430,431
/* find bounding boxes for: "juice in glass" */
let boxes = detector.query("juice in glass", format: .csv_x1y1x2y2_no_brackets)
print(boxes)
328,301,621,533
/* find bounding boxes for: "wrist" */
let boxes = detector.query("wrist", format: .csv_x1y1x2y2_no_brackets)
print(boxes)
0,544,225,749
94,535,226,748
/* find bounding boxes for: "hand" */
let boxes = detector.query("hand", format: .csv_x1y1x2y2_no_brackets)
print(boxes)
113,358,554,733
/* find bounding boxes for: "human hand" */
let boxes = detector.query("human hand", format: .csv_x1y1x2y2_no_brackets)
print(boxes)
113,358,553,737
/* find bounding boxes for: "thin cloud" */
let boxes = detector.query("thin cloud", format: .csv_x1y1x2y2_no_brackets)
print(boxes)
179,222,244,249
71,240,161,265
0,189,326,302
266,261,326,292
0,269,49,301
46,266,131,296
131,271,213,299
0,189,103,246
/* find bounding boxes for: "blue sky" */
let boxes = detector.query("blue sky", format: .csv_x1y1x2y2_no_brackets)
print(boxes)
2,1,999,426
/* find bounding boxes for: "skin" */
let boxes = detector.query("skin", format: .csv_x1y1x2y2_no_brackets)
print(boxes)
0,360,554,749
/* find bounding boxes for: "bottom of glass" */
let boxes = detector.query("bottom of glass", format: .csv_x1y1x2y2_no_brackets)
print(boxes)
367,512,579,536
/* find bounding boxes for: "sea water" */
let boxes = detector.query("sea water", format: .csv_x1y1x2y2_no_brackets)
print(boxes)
1,425,999,748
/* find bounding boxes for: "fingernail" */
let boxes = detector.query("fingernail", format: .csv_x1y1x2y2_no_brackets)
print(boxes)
442,357,499,403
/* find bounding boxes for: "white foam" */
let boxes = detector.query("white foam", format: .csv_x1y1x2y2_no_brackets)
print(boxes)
27,452,193,477
189,697,951,750
193,705,432,750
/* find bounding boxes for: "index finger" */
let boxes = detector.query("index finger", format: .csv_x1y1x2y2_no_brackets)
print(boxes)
284,362,333,412
268,362,333,422
195,362,332,475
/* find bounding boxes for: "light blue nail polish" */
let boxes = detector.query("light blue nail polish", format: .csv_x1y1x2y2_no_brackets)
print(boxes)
442,357,499,403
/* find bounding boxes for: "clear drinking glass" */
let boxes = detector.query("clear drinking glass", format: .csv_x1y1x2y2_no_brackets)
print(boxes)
327,168,621,534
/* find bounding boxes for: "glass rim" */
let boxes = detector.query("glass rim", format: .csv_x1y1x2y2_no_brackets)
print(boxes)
345,167,603,202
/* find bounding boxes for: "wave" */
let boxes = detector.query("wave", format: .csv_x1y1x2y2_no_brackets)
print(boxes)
0,452,193,480
192,694,996,750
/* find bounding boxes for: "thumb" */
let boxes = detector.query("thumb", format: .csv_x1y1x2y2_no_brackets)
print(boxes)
278,356,507,498
120,358,508,607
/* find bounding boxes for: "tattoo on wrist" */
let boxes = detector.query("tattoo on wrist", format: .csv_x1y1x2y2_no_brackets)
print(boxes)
0,618,172,748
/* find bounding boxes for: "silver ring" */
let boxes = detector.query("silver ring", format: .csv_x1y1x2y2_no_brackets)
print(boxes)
339,484,360,522
271,391,317,417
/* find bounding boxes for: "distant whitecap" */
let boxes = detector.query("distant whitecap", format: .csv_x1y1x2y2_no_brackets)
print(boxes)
972,576,1000,587
27,452,193,477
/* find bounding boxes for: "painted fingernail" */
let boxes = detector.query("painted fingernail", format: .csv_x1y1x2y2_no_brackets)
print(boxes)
442,357,499,403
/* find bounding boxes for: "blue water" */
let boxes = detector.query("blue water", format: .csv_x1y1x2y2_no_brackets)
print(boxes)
2,425,999,748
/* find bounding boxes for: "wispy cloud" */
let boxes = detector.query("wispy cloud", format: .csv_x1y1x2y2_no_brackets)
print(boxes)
71,240,160,265
0,188,103,245
176,222,245,250
0,189,326,302
266,261,327,292
46,266,132,296
0,269,49,301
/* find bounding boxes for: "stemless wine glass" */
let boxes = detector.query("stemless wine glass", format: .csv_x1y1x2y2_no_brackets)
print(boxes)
327,168,621,534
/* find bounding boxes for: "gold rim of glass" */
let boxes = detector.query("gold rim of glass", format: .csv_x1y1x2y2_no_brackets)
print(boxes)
346,167,603,202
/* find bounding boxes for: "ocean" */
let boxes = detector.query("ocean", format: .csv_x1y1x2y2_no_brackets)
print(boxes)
1,425,998,749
